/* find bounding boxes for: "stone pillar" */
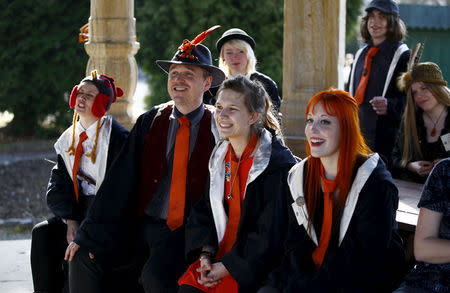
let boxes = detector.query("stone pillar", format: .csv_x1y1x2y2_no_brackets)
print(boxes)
282,0,346,157
85,0,140,129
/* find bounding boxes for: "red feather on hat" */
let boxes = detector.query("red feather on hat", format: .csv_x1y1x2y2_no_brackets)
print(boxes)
177,25,221,61
191,25,221,45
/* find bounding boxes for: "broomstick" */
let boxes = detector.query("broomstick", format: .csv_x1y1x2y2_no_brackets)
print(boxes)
407,43,424,72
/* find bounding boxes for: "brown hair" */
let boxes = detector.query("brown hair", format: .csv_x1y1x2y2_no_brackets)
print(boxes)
360,10,407,43
304,90,372,229
400,82,450,166
217,75,280,136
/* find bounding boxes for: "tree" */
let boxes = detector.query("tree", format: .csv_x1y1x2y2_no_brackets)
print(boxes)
346,0,364,53
0,1,90,137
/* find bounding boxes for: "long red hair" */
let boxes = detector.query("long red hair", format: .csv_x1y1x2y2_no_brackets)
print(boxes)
304,90,371,226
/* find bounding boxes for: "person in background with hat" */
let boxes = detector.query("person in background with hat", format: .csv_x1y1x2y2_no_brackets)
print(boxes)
347,0,410,164
64,26,225,293
30,71,129,293
204,28,281,116
391,62,450,183
177,75,296,293
393,158,450,293
259,90,405,293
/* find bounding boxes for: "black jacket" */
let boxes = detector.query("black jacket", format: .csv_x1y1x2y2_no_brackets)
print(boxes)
73,106,165,257
47,118,128,222
185,130,296,292
347,41,410,161
268,154,405,293
74,103,215,259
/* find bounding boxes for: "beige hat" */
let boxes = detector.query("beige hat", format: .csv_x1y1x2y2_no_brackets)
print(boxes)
398,62,448,92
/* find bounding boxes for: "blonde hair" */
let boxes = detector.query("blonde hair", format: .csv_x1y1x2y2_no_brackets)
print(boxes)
400,83,450,166
65,112,102,164
219,39,257,77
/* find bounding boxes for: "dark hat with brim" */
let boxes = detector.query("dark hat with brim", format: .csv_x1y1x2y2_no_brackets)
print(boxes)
366,0,399,16
216,28,255,53
156,44,225,87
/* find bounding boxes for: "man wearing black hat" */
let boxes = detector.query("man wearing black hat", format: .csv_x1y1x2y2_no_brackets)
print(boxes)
65,27,225,293
347,0,410,163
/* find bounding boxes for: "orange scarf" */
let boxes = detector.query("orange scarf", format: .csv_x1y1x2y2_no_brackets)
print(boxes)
178,133,258,293
312,165,337,268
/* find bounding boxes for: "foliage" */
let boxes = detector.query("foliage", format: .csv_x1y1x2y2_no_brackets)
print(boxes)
135,0,284,108
0,0,89,137
346,0,364,53
136,0,364,108
0,0,364,137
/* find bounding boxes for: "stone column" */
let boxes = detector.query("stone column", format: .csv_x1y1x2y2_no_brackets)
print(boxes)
282,0,346,156
85,0,140,129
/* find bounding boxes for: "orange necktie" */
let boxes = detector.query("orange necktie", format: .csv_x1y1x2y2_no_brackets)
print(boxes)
167,116,190,231
354,47,380,105
312,172,337,268
72,131,88,202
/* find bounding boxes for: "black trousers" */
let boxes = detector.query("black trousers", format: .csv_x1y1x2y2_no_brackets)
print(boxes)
140,216,187,293
30,217,69,293
67,215,185,293
30,195,94,293
69,247,143,293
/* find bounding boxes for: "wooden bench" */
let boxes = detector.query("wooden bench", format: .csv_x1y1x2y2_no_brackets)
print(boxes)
394,179,422,231
393,179,423,267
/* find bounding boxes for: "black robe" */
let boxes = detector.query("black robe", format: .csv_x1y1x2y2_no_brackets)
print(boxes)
185,133,297,292
267,156,405,293
47,118,129,222
74,103,214,261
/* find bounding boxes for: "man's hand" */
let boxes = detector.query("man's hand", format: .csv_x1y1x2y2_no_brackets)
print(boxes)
369,96,388,115
64,241,80,262
66,219,79,244
64,242,94,262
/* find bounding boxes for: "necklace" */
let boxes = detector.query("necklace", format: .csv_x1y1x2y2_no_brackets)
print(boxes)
224,134,258,200
424,107,446,137
225,155,242,200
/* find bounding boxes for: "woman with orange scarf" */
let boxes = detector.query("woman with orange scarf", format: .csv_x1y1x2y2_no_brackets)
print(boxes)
178,75,296,293
260,90,405,292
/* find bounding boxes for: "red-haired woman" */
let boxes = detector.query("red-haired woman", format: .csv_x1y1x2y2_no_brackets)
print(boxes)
259,90,405,292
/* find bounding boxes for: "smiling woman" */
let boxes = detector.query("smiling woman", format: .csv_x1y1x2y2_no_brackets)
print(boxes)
305,102,341,170
29,71,129,293
204,28,282,114
260,90,406,293
178,75,296,293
